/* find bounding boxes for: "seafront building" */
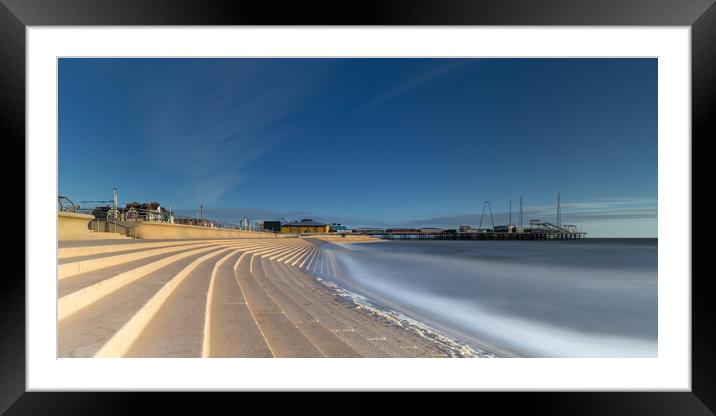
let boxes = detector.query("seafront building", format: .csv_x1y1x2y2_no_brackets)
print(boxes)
329,223,348,232
280,219,330,233
262,220,282,232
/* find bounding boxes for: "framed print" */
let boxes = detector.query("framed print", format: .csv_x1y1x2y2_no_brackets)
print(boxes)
2,0,709,414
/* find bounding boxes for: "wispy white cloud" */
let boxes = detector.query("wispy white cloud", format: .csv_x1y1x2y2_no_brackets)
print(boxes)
144,71,319,205
356,61,467,112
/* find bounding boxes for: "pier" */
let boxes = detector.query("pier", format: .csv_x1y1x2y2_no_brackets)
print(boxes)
371,231,586,241
356,221,587,241
362,194,587,241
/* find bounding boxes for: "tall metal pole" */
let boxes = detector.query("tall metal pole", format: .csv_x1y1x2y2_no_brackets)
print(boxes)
113,187,118,214
519,195,523,228
111,187,118,233
200,205,203,220
509,200,512,227
557,192,561,227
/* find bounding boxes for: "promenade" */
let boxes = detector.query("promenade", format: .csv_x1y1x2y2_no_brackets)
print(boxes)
58,237,449,358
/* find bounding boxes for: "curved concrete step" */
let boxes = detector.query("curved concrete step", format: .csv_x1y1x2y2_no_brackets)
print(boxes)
58,241,219,280
58,242,251,321
120,248,244,357
95,247,241,357
275,261,430,357
320,249,330,276
58,239,231,259
125,244,314,357
263,259,388,357
256,257,361,358
271,245,305,262
59,245,208,297
282,245,312,266
202,251,273,358
59,241,295,357
302,246,320,273
58,240,277,297
56,238,445,358
293,246,315,268
250,243,300,259
274,244,311,264
58,246,231,357
272,261,412,357
235,253,324,357
263,245,301,262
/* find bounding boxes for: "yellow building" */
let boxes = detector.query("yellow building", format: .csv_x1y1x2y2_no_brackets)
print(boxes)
280,219,330,234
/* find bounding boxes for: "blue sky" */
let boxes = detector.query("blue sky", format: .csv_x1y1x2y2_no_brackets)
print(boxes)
59,58,657,237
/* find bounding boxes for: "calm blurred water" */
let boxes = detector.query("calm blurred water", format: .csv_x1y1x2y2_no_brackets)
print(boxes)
316,239,657,357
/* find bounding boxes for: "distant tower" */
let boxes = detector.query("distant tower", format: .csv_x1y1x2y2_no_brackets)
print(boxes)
557,192,561,227
479,201,495,230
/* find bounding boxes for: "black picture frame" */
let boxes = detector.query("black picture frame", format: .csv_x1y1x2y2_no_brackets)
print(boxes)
1,0,707,414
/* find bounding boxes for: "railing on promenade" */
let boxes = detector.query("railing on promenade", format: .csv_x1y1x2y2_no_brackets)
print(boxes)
76,206,274,237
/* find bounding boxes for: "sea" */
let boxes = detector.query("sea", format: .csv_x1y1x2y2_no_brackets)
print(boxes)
308,239,657,358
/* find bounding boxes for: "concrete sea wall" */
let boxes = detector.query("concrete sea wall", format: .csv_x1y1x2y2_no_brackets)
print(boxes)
130,221,281,240
58,212,95,240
